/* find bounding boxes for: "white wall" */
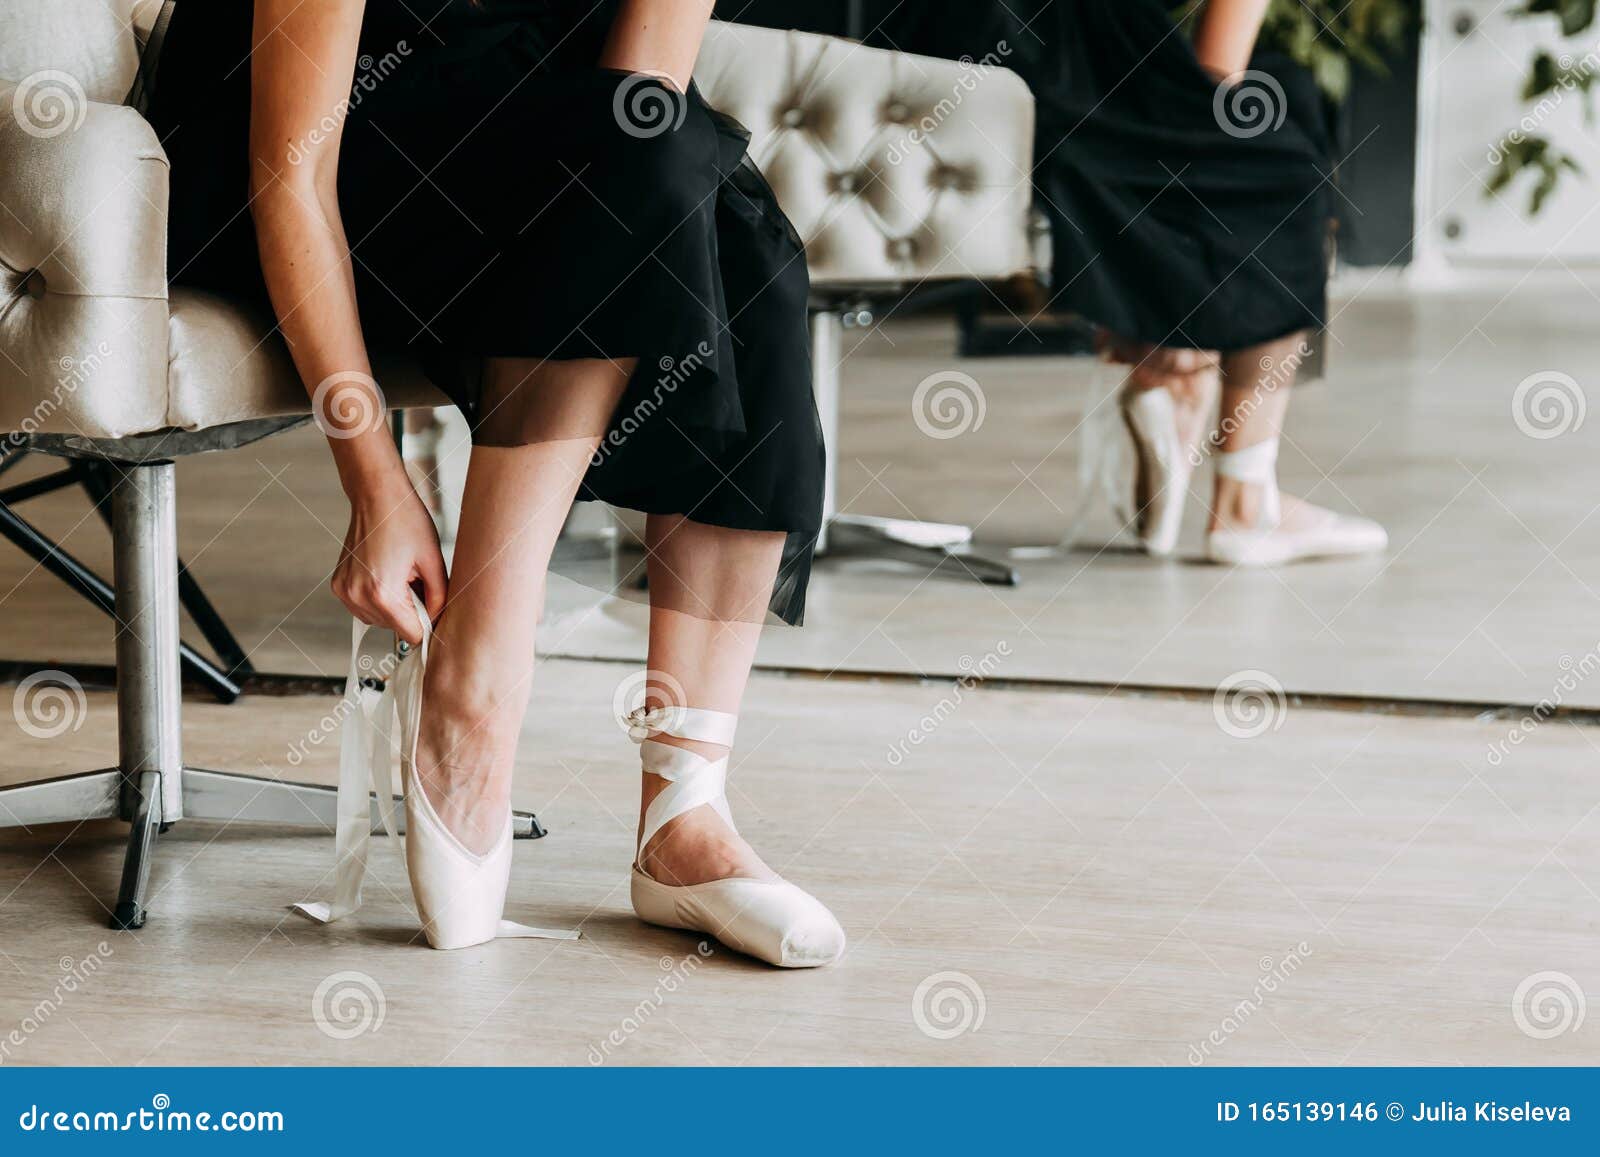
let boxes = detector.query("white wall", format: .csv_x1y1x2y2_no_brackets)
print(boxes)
1418,0,1600,269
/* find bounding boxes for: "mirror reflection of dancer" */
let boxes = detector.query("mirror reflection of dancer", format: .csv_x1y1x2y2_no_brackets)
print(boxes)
878,0,1387,565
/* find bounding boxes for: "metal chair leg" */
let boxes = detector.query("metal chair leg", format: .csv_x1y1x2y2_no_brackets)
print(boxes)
111,769,161,930
79,460,256,680
828,515,1020,586
107,462,185,930
809,308,1021,587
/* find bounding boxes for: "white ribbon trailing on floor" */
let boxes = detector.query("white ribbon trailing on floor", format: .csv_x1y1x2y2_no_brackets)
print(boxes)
292,604,577,942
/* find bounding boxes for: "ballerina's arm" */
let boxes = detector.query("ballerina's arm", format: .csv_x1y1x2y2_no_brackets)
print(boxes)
1193,0,1273,83
249,0,446,642
598,0,717,90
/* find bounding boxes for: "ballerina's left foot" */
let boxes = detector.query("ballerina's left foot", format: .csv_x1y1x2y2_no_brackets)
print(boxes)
625,706,845,968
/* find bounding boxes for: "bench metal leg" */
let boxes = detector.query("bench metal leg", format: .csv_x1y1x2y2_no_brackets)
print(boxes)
181,767,546,839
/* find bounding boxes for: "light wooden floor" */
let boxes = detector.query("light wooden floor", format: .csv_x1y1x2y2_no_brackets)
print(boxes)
2,659,1597,1065
2,284,1596,708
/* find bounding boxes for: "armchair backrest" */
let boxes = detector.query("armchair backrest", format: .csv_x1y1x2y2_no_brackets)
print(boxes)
0,0,144,98
694,22,1036,286
0,0,171,441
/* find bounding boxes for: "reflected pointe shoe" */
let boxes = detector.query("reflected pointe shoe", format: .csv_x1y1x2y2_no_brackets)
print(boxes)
402,412,454,545
1205,439,1388,566
624,705,845,968
1120,385,1193,557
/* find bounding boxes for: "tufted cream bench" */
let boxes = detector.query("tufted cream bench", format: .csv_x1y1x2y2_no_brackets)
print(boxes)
0,1,1037,927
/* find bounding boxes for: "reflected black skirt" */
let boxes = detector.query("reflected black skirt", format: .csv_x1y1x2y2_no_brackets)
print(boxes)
872,0,1332,352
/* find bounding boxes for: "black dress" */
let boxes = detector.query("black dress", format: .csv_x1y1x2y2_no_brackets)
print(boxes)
148,0,823,624
869,0,1331,352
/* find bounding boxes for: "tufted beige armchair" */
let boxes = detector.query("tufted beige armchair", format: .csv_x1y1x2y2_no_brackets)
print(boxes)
0,1,1036,928
689,22,1035,582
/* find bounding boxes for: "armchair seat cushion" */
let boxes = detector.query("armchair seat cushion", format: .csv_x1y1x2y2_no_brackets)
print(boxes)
164,288,444,434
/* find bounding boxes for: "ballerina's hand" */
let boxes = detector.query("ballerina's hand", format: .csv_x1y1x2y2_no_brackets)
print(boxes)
1096,333,1221,402
330,469,448,645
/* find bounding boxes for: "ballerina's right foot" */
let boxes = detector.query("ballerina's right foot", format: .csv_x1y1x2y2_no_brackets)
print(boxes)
1205,440,1387,566
394,620,577,950
412,689,516,857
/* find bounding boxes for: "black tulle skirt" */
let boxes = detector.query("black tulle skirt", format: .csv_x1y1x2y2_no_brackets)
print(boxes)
870,0,1332,352
150,0,823,624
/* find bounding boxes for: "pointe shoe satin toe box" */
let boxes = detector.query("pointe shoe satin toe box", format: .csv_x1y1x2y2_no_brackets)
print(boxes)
1120,387,1192,557
404,789,514,951
625,708,846,969
1207,509,1388,567
631,868,846,968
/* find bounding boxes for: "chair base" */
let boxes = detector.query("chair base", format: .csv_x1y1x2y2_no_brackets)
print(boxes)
808,307,1020,588
0,454,544,931
826,514,1019,586
0,767,547,931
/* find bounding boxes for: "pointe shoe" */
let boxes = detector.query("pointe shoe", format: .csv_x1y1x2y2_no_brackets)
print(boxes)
293,593,577,949
625,705,845,968
1120,385,1192,557
391,641,515,951
1205,439,1388,566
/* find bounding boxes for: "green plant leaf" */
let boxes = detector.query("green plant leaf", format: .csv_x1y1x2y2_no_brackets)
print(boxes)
1515,0,1598,38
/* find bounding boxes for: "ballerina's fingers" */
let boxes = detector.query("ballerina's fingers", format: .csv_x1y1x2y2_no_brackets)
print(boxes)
1098,333,1220,400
